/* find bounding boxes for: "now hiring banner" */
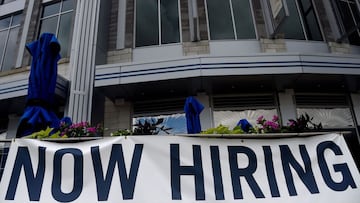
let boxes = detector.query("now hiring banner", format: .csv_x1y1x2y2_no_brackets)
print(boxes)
0,134,359,203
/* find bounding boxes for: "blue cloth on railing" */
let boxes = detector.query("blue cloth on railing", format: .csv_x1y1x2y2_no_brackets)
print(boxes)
17,33,61,137
237,119,253,133
184,96,204,134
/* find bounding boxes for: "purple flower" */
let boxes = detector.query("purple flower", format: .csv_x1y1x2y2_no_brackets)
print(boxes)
257,116,264,124
272,115,279,122
87,127,97,133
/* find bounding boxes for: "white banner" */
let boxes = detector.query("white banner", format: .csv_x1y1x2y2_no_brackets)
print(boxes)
0,133,360,203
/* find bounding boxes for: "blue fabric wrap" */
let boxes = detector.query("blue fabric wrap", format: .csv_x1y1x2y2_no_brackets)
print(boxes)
236,119,253,132
17,33,61,137
184,96,204,134
26,33,61,103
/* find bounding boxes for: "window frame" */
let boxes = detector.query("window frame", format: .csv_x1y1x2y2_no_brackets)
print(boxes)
211,93,280,129
0,0,16,5
132,97,187,134
134,0,182,48
295,93,356,129
0,13,21,71
39,0,75,57
263,0,324,41
204,0,258,41
295,0,324,41
330,0,360,45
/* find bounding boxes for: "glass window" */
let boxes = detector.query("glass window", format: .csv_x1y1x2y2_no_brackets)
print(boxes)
0,13,21,71
206,0,256,40
333,0,360,45
214,109,278,130
297,0,323,40
277,0,322,40
0,0,16,5
133,113,187,135
39,0,75,57
135,0,180,47
297,108,354,128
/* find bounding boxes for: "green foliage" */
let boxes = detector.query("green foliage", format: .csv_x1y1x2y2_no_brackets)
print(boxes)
201,113,322,135
26,127,66,139
201,125,244,134
111,129,132,136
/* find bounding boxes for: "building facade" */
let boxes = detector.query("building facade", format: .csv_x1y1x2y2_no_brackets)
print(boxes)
0,0,360,148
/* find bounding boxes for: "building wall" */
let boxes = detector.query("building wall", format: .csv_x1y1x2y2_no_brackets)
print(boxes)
0,0,360,138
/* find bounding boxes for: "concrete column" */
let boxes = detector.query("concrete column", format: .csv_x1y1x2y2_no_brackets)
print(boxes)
278,89,297,125
351,93,360,126
66,0,101,123
6,114,19,139
195,93,212,131
104,98,132,136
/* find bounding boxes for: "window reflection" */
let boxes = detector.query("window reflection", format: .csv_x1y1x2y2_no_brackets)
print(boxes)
136,0,159,47
39,0,75,57
207,0,234,40
0,13,21,71
161,0,180,44
333,0,360,45
133,113,187,135
278,0,305,39
206,0,256,40
136,0,180,47
214,109,278,129
277,0,323,41
297,108,354,128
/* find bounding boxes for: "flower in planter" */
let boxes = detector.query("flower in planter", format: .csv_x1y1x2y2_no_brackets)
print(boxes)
286,113,322,133
256,115,281,133
59,120,103,137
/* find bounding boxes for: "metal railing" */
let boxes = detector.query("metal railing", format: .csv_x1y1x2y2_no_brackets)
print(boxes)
0,140,10,182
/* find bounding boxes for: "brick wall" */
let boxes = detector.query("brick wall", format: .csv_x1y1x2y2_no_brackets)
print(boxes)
252,0,267,39
107,48,132,64
328,42,350,54
260,38,286,53
197,0,208,40
182,41,209,56
22,0,42,67
107,0,119,51
313,0,336,42
180,0,190,42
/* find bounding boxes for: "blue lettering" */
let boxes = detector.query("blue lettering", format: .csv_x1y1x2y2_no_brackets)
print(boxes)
317,141,357,191
280,145,319,196
170,144,205,200
91,144,143,201
210,146,224,200
6,147,46,201
52,148,83,202
263,146,280,197
228,146,265,199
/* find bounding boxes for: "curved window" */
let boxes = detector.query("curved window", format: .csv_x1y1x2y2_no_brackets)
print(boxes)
135,0,180,47
39,0,75,58
277,0,323,41
0,13,21,71
133,113,187,135
0,0,16,5
332,0,360,45
206,0,256,40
